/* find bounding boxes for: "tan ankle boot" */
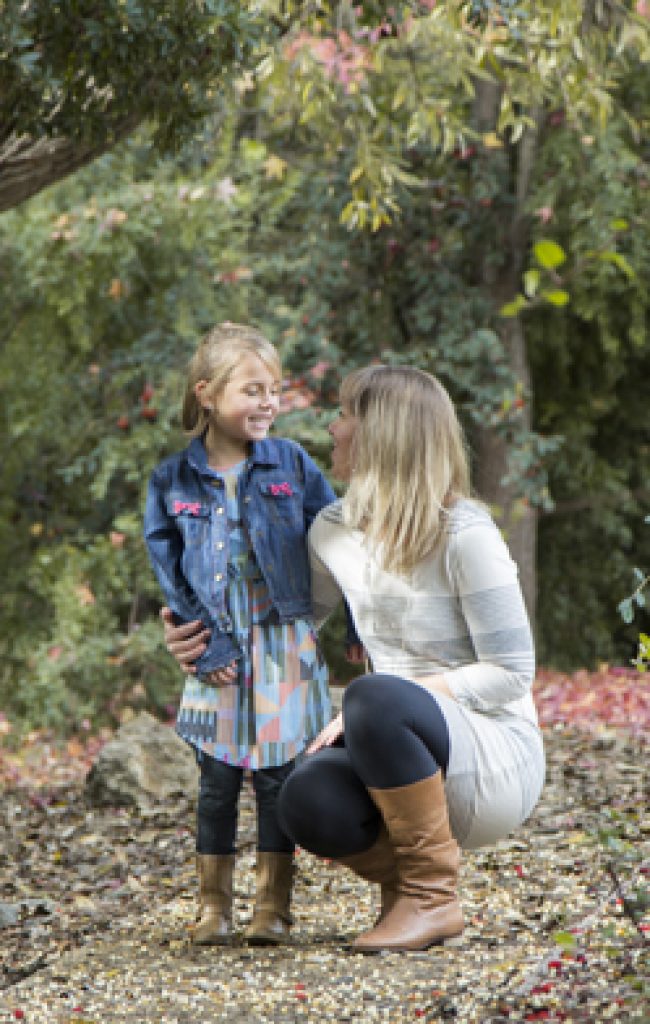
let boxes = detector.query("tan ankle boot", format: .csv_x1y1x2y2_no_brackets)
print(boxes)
352,773,464,953
244,852,294,945
192,853,234,945
337,826,398,922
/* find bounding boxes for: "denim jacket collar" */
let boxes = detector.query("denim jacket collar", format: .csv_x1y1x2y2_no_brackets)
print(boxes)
185,436,281,476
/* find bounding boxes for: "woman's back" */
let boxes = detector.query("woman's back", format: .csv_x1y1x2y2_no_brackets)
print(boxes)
309,497,538,726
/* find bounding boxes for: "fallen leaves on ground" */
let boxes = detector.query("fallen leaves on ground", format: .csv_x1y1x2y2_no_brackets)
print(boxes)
1,674,648,1023
535,666,649,740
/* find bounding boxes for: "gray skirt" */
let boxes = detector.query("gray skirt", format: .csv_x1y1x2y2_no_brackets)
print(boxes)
434,694,546,850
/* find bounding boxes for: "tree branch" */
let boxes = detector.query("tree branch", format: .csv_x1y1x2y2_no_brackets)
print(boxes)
0,117,141,214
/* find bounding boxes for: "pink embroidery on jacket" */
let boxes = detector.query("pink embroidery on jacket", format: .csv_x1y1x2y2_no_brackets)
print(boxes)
173,500,203,515
268,482,293,497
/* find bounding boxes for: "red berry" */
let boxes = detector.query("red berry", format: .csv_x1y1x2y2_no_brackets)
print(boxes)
140,384,154,404
141,407,158,421
117,415,129,430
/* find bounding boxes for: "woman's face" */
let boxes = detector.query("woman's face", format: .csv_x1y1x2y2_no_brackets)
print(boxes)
329,406,358,482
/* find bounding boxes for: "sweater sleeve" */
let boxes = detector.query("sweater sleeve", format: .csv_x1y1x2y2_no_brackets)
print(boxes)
308,527,344,629
444,521,535,712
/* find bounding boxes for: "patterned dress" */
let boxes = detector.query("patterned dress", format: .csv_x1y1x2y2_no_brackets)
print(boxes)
176,461,331,769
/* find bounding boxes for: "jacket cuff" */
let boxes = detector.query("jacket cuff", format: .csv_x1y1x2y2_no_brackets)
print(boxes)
193,634,241,678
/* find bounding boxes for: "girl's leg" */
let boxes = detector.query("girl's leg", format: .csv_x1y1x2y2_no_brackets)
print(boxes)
193,752,242,946
277,745,381,858
251,762,295,854
196,752,243,854
245,762,296,945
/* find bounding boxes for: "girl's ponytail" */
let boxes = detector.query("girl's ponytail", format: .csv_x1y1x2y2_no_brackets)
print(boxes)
181,385,202,433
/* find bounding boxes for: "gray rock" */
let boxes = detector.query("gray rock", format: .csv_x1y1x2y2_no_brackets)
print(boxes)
0,898,56,929
0,902,19,928
84,711,197,811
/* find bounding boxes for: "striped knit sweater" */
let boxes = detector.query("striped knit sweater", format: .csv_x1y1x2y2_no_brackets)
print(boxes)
309,498,538,726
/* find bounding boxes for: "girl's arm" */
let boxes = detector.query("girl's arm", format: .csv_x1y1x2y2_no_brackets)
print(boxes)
144,470,207,626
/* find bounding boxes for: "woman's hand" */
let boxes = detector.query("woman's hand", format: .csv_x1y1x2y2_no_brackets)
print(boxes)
203,662,238,687
345,642,367,665
307,712,343,754
160,607,210,674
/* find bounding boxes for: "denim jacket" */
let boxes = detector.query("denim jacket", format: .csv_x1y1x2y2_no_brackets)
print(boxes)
144,435,339,677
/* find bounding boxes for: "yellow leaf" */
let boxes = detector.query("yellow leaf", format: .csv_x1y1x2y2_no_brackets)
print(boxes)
264,154,287,180
482,131,503,149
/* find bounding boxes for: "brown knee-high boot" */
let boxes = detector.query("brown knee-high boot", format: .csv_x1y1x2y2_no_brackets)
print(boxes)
352,773,463,952
337,826,399,922
244,852,294,945
192,853,235,945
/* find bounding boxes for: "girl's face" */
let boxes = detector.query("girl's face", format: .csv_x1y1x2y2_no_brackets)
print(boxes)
196,353,281,448
328,405,358,482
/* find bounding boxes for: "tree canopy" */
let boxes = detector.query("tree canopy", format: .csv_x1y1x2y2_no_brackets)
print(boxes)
1,0,649,731
0,0,265,210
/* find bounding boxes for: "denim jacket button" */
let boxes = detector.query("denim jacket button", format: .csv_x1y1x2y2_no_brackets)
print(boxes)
216,507,224,515
214,573,223,582
216,541,224,550
243,496,251,504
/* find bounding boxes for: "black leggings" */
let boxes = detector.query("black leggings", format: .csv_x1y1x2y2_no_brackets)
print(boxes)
277,674,450,858
196,751,295,855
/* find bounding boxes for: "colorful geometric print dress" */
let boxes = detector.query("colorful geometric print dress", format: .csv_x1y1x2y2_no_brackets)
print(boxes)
176,461,331,769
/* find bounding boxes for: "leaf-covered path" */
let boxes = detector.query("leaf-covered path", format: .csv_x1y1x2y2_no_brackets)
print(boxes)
1,723,648,1023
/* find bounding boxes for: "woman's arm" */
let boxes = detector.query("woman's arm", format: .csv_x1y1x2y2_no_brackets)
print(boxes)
160,608,237,684
433,521,535,712
160,607,209,674
309,531,345,628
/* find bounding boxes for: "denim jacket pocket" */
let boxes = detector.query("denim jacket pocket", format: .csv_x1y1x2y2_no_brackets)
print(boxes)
257,481,303,525
167,497,211,548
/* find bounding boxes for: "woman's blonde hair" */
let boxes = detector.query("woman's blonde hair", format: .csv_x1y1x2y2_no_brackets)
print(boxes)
340,365,471,574
182,322,281,437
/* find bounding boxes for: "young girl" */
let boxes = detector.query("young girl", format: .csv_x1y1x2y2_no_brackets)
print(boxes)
144,322,337,946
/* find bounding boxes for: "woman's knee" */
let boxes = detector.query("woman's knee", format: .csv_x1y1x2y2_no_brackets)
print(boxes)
277,750,380,857
343,673,403,746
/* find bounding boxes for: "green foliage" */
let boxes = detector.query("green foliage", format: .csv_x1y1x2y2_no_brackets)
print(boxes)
527,108,650,668
2,2,650,730
0,1,264,148
618,517,650,671
261,1,650,228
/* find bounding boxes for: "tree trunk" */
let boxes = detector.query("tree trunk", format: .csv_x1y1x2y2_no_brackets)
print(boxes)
471,79,539,627
0,119,140,214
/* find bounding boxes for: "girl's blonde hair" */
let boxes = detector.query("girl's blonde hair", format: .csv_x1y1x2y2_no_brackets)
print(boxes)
182,322,281,436
340,365,471,575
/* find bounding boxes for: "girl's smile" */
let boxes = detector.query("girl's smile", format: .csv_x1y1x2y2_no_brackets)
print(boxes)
195,353,281,464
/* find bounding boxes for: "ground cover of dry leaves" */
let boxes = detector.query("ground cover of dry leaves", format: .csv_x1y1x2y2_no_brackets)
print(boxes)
1,677,649,1024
